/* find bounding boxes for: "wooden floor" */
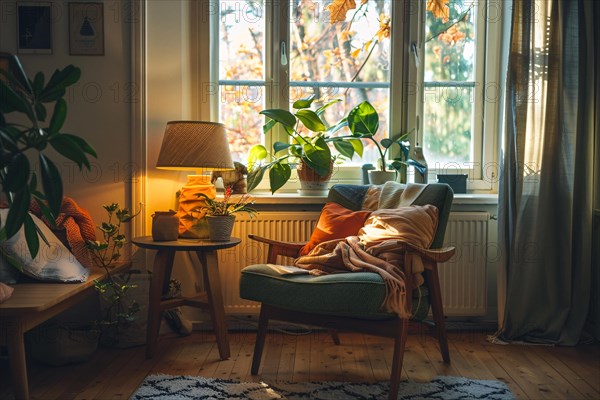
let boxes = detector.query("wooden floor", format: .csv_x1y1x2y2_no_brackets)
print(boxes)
1,328,598,399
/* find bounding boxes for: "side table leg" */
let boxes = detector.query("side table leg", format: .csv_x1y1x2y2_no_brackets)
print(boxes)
146,249,175,359
6,319,29,400
196,250,230,360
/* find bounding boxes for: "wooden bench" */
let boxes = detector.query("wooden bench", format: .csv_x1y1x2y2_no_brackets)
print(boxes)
0,263,130,400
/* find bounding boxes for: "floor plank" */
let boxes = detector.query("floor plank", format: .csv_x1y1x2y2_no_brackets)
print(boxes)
1,330,598,399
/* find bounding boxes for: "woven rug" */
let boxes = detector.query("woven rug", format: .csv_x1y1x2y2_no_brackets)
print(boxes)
131,374,516,399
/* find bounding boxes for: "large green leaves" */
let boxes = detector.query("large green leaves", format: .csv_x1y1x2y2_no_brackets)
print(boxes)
268,162,292,193
260,109,296,128
295,109,326,132
302,136,331,177
39,153,63,217
348,101,379,136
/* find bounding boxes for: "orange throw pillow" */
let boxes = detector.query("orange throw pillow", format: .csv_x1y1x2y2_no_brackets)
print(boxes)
300,202,372,256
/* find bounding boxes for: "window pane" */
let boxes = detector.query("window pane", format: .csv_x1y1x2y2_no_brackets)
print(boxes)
424,0,478,82
289,0,392,164
422,86,473,165
219,0,265,81
218,0,265,161
219,84,265,161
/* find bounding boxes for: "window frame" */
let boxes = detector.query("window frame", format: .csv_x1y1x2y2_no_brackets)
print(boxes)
207,0,502,192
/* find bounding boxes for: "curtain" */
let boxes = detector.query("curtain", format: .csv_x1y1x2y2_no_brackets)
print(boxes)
497,0,597,345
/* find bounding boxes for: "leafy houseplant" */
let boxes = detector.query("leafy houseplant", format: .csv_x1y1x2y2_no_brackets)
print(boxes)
192,186,256,241
247,96,363,193
0,53,96,258
347,101,426,181
85,203,141,345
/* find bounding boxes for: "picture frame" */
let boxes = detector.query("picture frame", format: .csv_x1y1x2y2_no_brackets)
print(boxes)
69,2,104,56
17,2,52,54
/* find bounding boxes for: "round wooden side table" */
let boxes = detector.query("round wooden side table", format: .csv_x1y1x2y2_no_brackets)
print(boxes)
132,236,241,360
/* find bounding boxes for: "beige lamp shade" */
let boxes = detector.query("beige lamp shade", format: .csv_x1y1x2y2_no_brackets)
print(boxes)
156,121,234,171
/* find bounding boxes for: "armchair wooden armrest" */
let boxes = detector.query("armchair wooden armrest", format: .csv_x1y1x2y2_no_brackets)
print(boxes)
248,234,306,264
369,241,455,264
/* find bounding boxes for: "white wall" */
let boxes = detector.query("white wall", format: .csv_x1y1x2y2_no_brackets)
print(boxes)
0,0,133,225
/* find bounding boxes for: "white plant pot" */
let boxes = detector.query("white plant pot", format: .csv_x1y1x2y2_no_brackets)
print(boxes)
368,170,397,185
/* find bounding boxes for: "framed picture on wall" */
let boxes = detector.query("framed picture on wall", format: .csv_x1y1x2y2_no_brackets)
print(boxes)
69,2,104,56
16,2,52,54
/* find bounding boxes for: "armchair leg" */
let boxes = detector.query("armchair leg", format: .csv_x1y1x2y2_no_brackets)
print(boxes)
328,329,341,345
426,267,450,363
251,306,270,375
389,318,408,400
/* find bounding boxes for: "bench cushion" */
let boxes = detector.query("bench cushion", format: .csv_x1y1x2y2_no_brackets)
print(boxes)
240,264,429,320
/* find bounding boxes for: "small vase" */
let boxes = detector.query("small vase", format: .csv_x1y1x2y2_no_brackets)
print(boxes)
206,215,236,241
368,170,397,185
151,211,179,241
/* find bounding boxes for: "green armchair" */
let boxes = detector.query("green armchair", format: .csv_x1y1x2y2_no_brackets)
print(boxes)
240,183,455,400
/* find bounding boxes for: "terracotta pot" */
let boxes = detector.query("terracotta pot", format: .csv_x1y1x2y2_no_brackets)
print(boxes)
296,160,334,192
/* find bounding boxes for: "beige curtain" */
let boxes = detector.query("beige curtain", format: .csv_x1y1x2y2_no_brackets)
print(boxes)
497,0,597,345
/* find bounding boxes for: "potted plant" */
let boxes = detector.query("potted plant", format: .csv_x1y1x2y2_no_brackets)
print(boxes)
246,96,363,194
193,186,256,241
85,203,144,347
347,101,426,184
0,53,96,259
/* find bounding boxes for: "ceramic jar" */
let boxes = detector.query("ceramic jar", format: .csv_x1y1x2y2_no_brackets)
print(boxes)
151,211,179,241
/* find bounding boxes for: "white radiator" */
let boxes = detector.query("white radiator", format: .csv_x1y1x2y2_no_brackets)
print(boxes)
220,211,488,317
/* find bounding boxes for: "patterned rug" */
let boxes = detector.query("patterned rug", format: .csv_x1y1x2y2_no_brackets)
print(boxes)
131,374,516,399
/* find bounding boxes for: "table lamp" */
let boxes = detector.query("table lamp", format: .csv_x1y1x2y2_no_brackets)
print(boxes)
156,121,234,238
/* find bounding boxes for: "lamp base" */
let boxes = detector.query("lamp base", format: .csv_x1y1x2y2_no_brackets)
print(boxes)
177,175,216,239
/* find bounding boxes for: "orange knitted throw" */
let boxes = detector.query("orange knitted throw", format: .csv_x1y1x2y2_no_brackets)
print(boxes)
30,197,97,268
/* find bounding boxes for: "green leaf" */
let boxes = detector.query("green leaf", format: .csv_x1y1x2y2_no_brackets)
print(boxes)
48,98,67,134
302,136,331,177
50,134,90,169
4,54,33,95
262,118,277,134
247,144,268,170
327,117,348,135
34,102,47,121
246,165,266,192
5,153,30,192
62,133,97,158
32,197,56,228
332,140,355,159
347,101,379,136
295,109,327,132
349,138,364,157
0,80,35,120
23,214,40,259
407,159,427,175
269,162,291,193
39,153,63,218
292,95,315,109
315,99,342,116
29,172,38,192
39,65,81,102
260,109,297,128
273,141,291,154
5,187,30,239
33,72,45,96
380,138,394,148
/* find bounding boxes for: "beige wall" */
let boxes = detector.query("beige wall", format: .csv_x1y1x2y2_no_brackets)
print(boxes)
0,0,133,225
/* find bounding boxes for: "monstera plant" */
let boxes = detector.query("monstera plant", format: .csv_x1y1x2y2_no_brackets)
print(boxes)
0,53,96,259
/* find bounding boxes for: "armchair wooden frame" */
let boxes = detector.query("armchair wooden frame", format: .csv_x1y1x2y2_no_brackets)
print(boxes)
247,234,455,400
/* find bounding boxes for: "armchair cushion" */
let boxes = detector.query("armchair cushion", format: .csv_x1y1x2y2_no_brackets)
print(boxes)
299,202,371,256
240,264,430,320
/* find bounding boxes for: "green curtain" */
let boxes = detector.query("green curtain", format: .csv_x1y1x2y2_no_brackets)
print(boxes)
497,0,597,345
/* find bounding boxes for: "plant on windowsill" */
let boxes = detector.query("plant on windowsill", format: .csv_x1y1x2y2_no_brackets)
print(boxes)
347,101,426,184
246,96,363,194
192,186,256,241
85,203,142,346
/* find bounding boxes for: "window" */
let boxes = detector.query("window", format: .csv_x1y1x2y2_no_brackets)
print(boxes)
416,0,490,184
211,0,499,189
